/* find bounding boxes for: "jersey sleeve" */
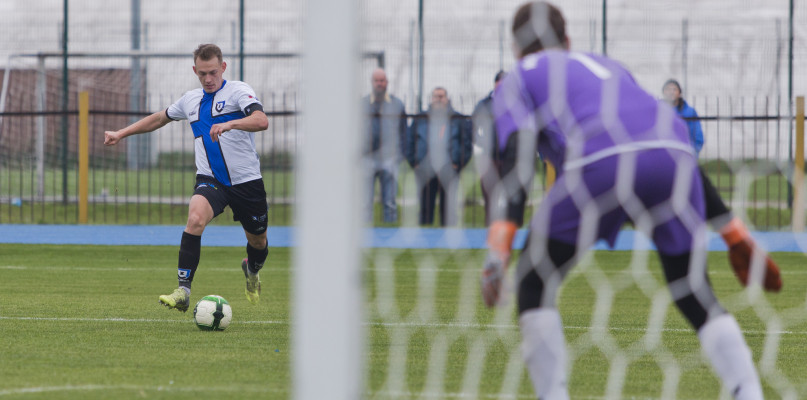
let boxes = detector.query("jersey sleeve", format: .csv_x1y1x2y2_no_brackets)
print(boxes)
490,71,539,227
492,71,536,155
232,82,263,114
166,94,188,121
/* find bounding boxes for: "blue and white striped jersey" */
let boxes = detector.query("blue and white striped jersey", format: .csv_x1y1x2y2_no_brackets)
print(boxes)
166,80,263,186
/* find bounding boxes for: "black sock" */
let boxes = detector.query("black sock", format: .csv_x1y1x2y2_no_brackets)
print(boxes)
246,243,268,274
177,231,202,289
658,251,722,330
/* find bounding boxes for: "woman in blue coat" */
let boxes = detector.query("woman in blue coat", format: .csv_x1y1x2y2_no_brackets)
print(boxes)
663,79,704,155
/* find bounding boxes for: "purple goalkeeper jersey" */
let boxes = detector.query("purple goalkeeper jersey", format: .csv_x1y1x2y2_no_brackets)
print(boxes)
493,50,693,172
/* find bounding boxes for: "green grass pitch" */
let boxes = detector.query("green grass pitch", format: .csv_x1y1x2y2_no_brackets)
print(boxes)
1,244,806,399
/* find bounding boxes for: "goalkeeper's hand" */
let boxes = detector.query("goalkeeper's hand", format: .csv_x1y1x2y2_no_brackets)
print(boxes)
481,220,517,308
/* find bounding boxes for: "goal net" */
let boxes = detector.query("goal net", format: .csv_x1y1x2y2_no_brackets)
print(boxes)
296,0,807,399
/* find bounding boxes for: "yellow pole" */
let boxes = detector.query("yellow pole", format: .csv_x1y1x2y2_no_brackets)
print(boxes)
78,91,89,224
545,160,556,189
793,96,804,231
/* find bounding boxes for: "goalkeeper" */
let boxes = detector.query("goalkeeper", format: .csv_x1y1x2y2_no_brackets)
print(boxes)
482,2,776,399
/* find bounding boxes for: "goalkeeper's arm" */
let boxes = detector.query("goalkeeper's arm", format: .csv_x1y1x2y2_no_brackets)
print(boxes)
481,131,533,307
490,131,532,227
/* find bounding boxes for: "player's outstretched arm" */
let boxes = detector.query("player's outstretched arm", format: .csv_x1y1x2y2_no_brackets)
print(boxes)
104,111,171,146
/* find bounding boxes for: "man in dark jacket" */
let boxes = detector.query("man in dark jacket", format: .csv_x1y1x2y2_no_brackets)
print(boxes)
406,87,472,226
362,68,407,223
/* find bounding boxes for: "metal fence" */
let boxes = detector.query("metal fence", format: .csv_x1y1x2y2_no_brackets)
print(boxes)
1,0,806,229
0,99,802,230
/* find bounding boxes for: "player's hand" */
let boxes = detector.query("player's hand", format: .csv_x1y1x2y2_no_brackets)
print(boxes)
209,122,231,142
721,217,782,292
481,249,509,307
728,239,782,292
481,220,518,308
104,130,122,146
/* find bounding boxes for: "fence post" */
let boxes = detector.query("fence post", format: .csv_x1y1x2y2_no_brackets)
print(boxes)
792,96,804,232
36,55,46,199
78,91,89,224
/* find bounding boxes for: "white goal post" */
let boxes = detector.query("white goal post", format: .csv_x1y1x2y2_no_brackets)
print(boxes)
294,0,363,400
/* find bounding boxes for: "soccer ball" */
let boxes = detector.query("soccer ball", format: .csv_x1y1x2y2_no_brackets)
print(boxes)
193,295,232,331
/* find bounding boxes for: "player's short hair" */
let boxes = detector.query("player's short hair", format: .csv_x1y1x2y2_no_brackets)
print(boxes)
512,1,566,58
193,44,223,64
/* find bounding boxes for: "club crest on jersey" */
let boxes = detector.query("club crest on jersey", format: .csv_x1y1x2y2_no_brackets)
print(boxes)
215,100,225,112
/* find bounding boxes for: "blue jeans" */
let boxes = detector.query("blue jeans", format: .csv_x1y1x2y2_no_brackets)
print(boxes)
368,164,399,223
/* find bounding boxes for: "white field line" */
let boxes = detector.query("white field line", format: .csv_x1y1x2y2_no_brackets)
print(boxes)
0,384,286,397
2,264,807,276
0,385,620,399
1,315,804,336
368,390,656,400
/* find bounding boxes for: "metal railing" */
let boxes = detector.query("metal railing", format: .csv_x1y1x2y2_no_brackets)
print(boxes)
1,100,804,230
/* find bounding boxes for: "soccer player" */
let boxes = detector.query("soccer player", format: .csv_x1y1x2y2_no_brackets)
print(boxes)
104,44,270,312
482,2,766,398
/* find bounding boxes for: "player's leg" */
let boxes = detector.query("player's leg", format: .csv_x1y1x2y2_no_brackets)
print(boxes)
699,168,781,291
160,178,225,311
658,250,763,399
229,178,269,304
646,154,762,399
516,164,607,400
516,236,576,400
242,230,268,304
159,196,215,311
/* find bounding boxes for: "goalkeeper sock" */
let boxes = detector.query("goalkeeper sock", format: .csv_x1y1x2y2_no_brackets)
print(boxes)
520,308,569,400
698,314,763,400
246,243,269,275
177,231,201,289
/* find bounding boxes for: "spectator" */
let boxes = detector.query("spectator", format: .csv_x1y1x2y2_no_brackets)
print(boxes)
472,70,507,226
663,79,704,155
406,87,472,226
362,68,407,223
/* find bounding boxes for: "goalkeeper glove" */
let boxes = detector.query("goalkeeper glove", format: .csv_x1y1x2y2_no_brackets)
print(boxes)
481,220,517,307
721,217,782,292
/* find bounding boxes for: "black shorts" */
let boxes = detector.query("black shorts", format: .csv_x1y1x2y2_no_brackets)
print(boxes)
193,175,268,235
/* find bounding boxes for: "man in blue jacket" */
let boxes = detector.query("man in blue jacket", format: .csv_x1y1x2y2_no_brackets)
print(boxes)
663,79,704,155
406,87,472,226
